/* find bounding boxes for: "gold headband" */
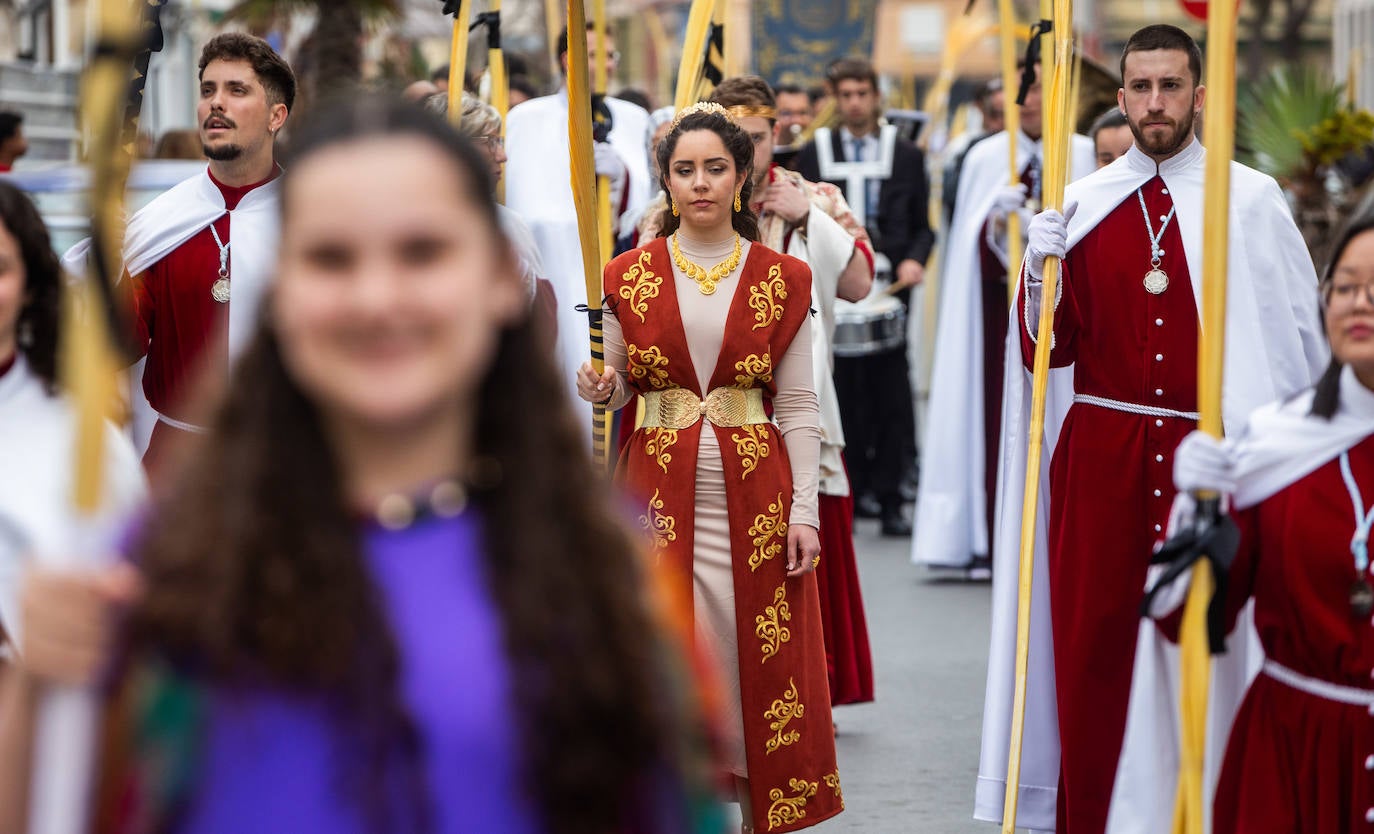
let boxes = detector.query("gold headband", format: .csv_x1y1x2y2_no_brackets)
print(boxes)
670,101,734,131
726,105,777,122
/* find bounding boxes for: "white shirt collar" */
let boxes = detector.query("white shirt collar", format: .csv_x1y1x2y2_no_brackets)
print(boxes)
839,126,878,146
1125,135,1204,177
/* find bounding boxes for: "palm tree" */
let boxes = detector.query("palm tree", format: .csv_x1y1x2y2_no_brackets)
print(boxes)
1238,64,1374,266
225,0,402,101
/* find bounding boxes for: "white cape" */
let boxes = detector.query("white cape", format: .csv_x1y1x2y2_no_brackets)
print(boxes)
785,203,860,496
0,357,147,651
62,168,281,453
976,140,1329,832
1227,365,1374,510
505,91,654,430
914,130,1095,568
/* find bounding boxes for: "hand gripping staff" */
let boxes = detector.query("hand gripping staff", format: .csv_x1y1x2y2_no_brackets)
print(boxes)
566,0,613,466
1001,1,1074,830
28,0,147,831
1141,3,1243,832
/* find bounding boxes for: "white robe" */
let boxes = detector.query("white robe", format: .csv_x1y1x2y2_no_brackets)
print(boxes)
913,130,1094,569
62,168,281,453
976,139,1329,832
504,90,654,429
778,204,860,497
0,357,147,653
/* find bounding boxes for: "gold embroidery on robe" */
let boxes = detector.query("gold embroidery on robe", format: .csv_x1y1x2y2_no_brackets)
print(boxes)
734,352,773,387
823,771,842,802
766,778,818,830
749,263,788,331
755,584,792,662
644,428,679,474
763,677,805,754
626,344,671,390
617,251,660,323
639,488,677,552
747,493,787,571
734,424,773,480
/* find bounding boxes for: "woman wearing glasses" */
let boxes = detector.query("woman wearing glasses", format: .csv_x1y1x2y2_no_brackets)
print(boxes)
1159,214,1374,832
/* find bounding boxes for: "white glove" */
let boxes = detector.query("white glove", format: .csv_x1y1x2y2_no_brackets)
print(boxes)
1173,430,1238,496
593,141,628,204
989,183,1028,220
1025,201,1076,282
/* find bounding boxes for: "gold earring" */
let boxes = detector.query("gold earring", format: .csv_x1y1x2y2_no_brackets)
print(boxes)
734,191,742,212
671,198,680,217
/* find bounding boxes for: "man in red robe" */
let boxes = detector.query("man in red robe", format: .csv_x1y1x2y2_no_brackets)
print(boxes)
118,34,293,478
977,25,1329,833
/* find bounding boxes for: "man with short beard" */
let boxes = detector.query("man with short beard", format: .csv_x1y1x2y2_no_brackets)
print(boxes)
105,34,292,478
977,25,1328,833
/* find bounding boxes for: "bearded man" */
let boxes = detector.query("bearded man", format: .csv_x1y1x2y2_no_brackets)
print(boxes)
70,34,293,478
976,24,1328,834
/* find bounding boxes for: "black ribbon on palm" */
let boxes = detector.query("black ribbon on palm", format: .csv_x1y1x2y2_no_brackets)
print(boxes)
469,10,500,46
1015,19,1052,106
1140,497,1240,655
120,0,169,151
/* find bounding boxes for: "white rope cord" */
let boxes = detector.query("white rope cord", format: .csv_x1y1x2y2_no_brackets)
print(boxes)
156,412,209,434
1072,394,1199,421
1263,659,1374,706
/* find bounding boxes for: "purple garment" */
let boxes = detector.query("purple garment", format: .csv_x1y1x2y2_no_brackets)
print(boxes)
175,513,543,834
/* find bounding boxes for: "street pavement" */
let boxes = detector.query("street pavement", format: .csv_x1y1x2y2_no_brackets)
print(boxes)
724,514,996,833
824,516,994,833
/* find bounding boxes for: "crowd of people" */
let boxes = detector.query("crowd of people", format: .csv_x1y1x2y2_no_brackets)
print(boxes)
0,16,1370,834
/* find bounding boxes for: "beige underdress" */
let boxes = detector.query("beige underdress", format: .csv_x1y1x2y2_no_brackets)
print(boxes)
602,230,821,776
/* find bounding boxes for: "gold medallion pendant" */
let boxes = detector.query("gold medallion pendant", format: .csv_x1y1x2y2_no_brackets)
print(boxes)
1143,268,1169,295
211,277,231,303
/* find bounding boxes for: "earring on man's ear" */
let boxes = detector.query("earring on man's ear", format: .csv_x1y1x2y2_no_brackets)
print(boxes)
671,198,680,217
734,191,742,213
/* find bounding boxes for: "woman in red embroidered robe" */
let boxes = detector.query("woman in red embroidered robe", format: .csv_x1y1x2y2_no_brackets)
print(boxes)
1156,215,1374,832
578,103,841,834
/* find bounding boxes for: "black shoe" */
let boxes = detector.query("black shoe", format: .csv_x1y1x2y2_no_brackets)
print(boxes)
855,492,882,519
880,507,912,537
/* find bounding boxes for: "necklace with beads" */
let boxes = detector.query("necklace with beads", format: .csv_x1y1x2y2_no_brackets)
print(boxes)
671,232,741,296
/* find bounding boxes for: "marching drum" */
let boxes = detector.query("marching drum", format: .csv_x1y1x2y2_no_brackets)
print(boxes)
833,294,907,357
833,253,906,357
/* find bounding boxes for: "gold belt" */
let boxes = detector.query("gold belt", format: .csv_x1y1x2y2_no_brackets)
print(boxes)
640,387,768,430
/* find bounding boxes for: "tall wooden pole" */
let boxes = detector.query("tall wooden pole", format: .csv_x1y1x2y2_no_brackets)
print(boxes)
997,2,1023,305
1172,0,1238,830
446,0,472,124
1002,1,1074,830
568,0,612,465
29,0,139,829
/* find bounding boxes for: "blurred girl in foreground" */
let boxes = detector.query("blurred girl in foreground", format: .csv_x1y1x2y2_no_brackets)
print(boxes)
0,98,719,834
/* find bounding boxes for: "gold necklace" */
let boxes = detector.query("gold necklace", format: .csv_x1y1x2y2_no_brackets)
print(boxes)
671,232,741,296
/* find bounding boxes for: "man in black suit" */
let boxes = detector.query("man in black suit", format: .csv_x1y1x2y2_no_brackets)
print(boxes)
793,57,934,536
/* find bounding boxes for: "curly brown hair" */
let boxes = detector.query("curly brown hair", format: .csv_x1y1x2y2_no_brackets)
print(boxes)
0,181,62,390
125,98,686,833
654,107,760,241
198,33,296,111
